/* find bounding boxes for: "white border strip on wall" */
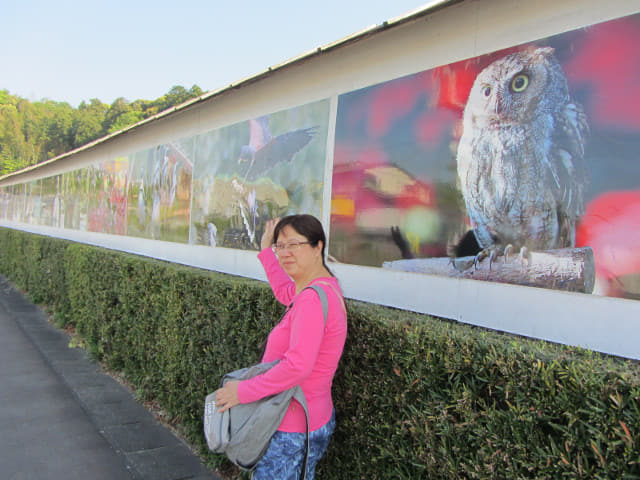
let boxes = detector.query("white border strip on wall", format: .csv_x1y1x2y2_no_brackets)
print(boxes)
321,94,339,241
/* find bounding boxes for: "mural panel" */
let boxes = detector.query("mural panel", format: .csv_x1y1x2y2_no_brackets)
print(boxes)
191,100,330,249
90,157,130,235
86,164,106,233
126,141,193,243
39,176,57,227
63,169,89,231
0,187,8,220
25,181,41,226
330,13,640,300
11,184,26,223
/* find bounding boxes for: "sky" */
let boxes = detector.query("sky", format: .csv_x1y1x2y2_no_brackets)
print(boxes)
3,0,432,108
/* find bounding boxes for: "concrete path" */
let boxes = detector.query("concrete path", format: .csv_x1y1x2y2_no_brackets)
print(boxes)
0,275,220,480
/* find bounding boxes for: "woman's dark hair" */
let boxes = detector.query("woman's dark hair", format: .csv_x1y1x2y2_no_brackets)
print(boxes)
273,214,334,276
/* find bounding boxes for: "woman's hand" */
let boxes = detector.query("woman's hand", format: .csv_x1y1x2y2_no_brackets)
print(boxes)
215,380,241,413
260,218,280,251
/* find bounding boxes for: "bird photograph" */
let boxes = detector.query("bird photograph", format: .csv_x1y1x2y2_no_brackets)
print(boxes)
455,46,589,265
232,113,319,245
238,114,318,183
190,101,330,250
125,142,193,243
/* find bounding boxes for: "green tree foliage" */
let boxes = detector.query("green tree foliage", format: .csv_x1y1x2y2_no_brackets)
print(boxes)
0,85,204,175
72,99,108,147
154,84,203,112
43,100,74,158
102,97,145,135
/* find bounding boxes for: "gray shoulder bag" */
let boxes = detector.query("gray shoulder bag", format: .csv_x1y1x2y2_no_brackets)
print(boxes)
204,284,329,477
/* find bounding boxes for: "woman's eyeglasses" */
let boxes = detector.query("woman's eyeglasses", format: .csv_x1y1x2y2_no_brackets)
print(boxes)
272,241,310,252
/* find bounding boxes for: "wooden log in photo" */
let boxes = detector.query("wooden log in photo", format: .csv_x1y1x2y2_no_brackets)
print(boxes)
382,246,595,294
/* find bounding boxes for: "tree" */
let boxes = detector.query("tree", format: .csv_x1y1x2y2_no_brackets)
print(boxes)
42,100,74,158
153,84,202,113
102,97,145,134
0,102,29,174
72,99,108,148
0,84,206,175
189,84,203,97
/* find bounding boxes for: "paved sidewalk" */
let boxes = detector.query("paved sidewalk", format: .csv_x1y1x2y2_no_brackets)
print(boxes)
0,275,220,480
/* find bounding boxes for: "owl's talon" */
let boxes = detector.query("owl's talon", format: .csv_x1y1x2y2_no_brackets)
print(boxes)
503,244,514,262
472,249,491,270
458,245,533,271
488,249,498,270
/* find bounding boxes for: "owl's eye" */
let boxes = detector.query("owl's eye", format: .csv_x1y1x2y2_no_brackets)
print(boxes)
482,85,492,97
511,74,529,93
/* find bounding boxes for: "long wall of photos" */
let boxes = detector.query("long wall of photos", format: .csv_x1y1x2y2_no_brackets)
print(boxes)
1,0,639,358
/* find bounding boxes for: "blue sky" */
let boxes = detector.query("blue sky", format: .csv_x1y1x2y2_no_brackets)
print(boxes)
3,0,431,107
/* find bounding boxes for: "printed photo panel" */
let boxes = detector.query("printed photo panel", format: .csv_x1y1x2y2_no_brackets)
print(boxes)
25,180,41,226
330,13,640,300
12,184,21,222
126,140,193,243
11,183,26,223
95,157,129,235
86,163,107,233
0,187,8,220
39,176,57,227
63,169,89,231
191,99,330,250
126,148,155,239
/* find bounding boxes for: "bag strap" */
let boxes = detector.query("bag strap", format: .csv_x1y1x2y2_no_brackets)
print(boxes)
294,284,328,480
305,284,329,323
292,387,311,480
261,285,333,480
312,280,346,315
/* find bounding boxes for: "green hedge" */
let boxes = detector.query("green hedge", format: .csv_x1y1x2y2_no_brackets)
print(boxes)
1,227,639,479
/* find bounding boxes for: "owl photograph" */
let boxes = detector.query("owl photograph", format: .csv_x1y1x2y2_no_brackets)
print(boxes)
330,12,640,300
455,47,589,261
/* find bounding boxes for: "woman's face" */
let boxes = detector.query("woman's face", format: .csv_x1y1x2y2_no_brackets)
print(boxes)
274,225,322,280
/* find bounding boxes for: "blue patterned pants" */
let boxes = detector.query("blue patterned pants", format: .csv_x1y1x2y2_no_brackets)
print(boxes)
252,411,336,480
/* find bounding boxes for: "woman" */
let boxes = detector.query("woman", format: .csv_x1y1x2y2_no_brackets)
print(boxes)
215,214,347,479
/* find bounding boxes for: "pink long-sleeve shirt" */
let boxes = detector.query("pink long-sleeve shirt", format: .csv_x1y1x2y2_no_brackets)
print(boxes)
236,248,347,432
